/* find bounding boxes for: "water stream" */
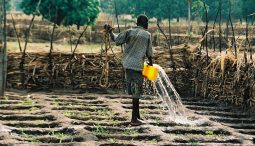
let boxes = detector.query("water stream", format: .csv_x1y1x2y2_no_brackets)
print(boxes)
152,64,206,126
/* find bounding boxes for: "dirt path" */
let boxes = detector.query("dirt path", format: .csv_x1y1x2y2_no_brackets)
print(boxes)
0,91,254,146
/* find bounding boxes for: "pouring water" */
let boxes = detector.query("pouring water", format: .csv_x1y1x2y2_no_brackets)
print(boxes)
147,64,207,126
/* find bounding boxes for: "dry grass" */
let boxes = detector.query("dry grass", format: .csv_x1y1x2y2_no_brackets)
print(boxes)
7,42,116,54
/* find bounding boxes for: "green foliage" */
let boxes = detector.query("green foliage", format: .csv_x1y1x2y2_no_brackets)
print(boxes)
192,0,209,20
20,0,40,16
100,0,255,21
20,0,100,27
100,0,183,19
242,0,255,17
6,1,11,11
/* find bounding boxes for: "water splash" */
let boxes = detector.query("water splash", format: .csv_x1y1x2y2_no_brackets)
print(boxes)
152,64,207,126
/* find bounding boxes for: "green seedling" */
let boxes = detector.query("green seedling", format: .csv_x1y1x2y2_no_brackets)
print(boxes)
94,124,107,134
31,138,40,144
48,131,70,143
190,142,199,146
149,138,158,144
205,130,214,136
28,107,39,113
21,98,34,106
52,101,60,107
54,133,67,143
64,111,90,117
97,109,115,117
63,111,73,117
190,139,199,146
4,96,9,100
123,129,139,136
107,138,117,143
20,130,29,138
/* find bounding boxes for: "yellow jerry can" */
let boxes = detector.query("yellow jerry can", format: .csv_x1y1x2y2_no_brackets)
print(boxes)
142,64,159,81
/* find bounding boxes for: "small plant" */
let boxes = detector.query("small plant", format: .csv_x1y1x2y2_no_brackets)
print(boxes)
63,111,74,117
64,111,90,117
123,129,139,136
4,96,9,100
54,133,67,143
31,138,40,144
94,124,107,134
107,138,117,143
205,130,214,135
21,98,34,106
48,131,70,143
190,142,199,146
52,100,60,107
20,129,29,138
190,139,199,146
149,138,158,144
97,109,115,118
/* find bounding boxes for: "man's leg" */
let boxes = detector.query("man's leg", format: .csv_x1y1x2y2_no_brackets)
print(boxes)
130,76,144,125
126,69,144,125
131,81,142,124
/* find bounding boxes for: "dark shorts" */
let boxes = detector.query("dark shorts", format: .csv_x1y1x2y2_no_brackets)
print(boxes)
125,69,144,98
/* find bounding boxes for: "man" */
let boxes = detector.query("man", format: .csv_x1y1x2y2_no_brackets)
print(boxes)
105,14,153,126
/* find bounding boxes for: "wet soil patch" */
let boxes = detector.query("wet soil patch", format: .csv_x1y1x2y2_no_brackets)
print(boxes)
96,134,161,141
5,121,60,128
0,115,55,121
100,143,136,146
164,128,231,135
174,138,242,144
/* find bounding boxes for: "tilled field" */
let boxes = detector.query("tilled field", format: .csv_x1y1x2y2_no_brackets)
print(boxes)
0,91,254,146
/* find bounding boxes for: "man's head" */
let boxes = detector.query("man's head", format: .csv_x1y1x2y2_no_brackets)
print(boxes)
137,14,148,29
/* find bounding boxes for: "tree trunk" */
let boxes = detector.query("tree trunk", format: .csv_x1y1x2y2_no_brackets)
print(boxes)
11,14,22,52
0,0,7,96
219,0,222,53
72,25,88,58
19,15,35,87
168,18,172,47
188,0,191,34
48,22,56,70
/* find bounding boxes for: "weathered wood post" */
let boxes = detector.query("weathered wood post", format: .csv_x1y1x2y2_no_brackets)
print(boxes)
0,0,7,96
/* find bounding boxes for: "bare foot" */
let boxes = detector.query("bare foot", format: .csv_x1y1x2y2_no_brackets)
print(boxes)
130,119,145,126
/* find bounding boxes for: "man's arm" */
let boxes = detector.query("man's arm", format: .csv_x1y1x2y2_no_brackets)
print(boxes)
146,34,153,66
109,31,117,42
104,24,128,46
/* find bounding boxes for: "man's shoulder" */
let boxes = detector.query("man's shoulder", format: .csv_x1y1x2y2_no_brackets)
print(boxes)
133,27,151,36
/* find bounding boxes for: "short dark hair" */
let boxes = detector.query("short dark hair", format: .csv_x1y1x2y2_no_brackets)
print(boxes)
137,14,148,29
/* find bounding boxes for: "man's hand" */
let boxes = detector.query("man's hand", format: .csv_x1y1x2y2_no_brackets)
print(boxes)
104,23,113,32
148,57,153,66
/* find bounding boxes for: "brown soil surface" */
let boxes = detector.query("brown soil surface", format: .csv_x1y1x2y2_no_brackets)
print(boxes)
0,90,254,146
